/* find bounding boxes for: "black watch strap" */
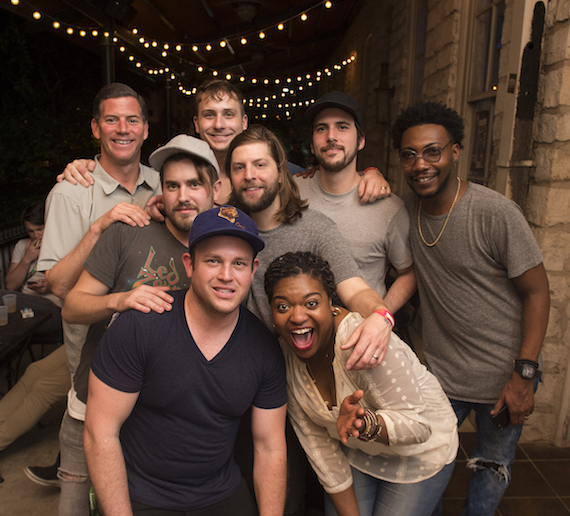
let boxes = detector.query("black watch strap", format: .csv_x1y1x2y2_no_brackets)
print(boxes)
514,359,539,368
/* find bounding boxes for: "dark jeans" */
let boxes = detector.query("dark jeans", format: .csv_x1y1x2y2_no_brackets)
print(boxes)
130,478,256,516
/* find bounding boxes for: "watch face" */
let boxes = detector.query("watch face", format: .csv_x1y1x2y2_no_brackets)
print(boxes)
522,364,535,379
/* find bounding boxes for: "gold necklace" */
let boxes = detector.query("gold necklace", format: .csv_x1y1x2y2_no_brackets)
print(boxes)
418,177,461,247
307,350,331,382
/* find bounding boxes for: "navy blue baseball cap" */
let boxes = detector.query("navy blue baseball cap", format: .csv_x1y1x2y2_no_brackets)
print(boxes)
305,90,363,129
188,206,265,254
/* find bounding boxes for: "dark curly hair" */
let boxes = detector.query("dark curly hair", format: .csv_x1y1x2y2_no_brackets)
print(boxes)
391,102,465,150
264,252,336,302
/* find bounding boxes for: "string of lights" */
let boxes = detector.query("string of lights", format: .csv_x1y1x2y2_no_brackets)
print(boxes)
6,0,355,112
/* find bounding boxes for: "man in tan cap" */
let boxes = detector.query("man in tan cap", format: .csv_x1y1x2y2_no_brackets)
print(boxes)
56,135,221,514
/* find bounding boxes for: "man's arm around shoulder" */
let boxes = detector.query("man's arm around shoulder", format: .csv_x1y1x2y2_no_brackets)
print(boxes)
251,403,287,516
63,269,174,325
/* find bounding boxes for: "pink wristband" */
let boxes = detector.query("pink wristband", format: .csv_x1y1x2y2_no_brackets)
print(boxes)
374,309,395,329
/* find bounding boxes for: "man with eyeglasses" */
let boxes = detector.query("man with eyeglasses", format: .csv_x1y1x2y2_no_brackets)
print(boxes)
391,102,550,516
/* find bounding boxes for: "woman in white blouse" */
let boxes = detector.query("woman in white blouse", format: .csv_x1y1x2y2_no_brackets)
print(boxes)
264,252,458,516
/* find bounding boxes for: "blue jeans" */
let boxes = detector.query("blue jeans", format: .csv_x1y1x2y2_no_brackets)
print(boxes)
58,410,91,516
450,399,523,516
324,462,455,516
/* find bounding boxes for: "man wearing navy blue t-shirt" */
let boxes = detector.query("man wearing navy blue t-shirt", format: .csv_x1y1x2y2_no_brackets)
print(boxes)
84,206,287,516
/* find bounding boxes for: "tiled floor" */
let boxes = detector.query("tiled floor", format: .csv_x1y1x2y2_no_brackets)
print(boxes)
441,432,570,516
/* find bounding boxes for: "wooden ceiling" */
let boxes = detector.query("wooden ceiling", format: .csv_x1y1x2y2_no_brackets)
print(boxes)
1,0,366,94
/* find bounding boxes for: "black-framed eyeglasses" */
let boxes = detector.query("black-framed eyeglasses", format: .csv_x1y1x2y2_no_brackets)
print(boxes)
398,140,452,167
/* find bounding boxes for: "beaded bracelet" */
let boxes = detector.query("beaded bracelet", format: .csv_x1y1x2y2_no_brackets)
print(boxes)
357,409,383,442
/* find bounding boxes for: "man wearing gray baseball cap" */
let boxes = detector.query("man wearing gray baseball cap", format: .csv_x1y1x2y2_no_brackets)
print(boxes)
54,134,222,511
85,205,287,516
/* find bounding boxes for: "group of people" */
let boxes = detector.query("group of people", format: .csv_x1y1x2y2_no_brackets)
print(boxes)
3,77,548,516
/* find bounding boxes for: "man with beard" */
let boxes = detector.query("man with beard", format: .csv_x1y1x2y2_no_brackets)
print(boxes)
58,135,221,510
295,91,415,313
392,102,549,515
226,124,396,516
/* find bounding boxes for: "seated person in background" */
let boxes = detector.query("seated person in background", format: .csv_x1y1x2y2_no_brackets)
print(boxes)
4,202,62,339
0,203,69,461
264,252,458,516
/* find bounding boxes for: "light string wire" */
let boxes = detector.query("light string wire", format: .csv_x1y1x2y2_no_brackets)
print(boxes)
7,0,355,113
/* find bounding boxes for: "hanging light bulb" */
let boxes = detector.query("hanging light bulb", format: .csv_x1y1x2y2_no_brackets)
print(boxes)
132,28,138,34
301,13,308,21
92,30,98,37
161,51,167,57
226,73,232,80
277,23,284,31
176,44,182,51
151,41,158,47
163,43,169,50
112,36,118,42
32,11,41,20
192,45,199,52
11,0,19,5
206,44,212,51
325,1,333,8
240,37,247,45
259,32,266,39
66,27,74,35
52,21,60,29
197,66,204,72
212,70,219,76
220,40,227,48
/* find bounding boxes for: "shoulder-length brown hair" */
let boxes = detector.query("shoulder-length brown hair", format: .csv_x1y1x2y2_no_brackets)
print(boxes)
227,125,307,225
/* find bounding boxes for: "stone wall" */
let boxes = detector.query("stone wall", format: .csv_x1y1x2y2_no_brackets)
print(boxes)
528,0,570,445
322,0,569,443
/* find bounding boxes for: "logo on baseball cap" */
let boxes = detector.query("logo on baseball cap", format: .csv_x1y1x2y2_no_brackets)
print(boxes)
188,206,265,254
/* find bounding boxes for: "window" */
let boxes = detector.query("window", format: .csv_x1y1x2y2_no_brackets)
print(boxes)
466,0,505,185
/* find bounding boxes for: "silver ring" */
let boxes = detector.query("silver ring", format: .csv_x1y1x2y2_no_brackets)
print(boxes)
380,186,387,190
372,354,379,360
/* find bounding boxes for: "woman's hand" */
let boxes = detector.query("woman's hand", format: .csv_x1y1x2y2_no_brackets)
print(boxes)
337,390,366,444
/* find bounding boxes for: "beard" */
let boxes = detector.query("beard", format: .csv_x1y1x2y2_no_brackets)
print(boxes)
316,145,358,173
164,203,199,233
407,169,452,199
232,179,280,214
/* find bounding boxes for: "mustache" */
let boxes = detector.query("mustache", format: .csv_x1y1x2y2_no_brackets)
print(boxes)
173,202,198,211
322,145,344,152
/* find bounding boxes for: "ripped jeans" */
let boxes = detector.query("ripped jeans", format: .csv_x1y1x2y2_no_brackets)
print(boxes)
59,410,91,516
450,399,523,516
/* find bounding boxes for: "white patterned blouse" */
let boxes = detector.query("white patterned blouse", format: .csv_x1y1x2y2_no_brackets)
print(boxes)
283,311,459,494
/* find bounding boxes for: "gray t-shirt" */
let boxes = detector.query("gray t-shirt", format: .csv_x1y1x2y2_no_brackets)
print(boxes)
295,171,412,296
246,209,361,330
404,182,543,403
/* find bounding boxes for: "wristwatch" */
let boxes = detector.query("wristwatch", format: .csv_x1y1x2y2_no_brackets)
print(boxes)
514,359,540,380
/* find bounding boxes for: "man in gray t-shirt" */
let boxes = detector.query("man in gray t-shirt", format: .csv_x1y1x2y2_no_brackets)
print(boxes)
391,102,550,516
296,90,415,312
